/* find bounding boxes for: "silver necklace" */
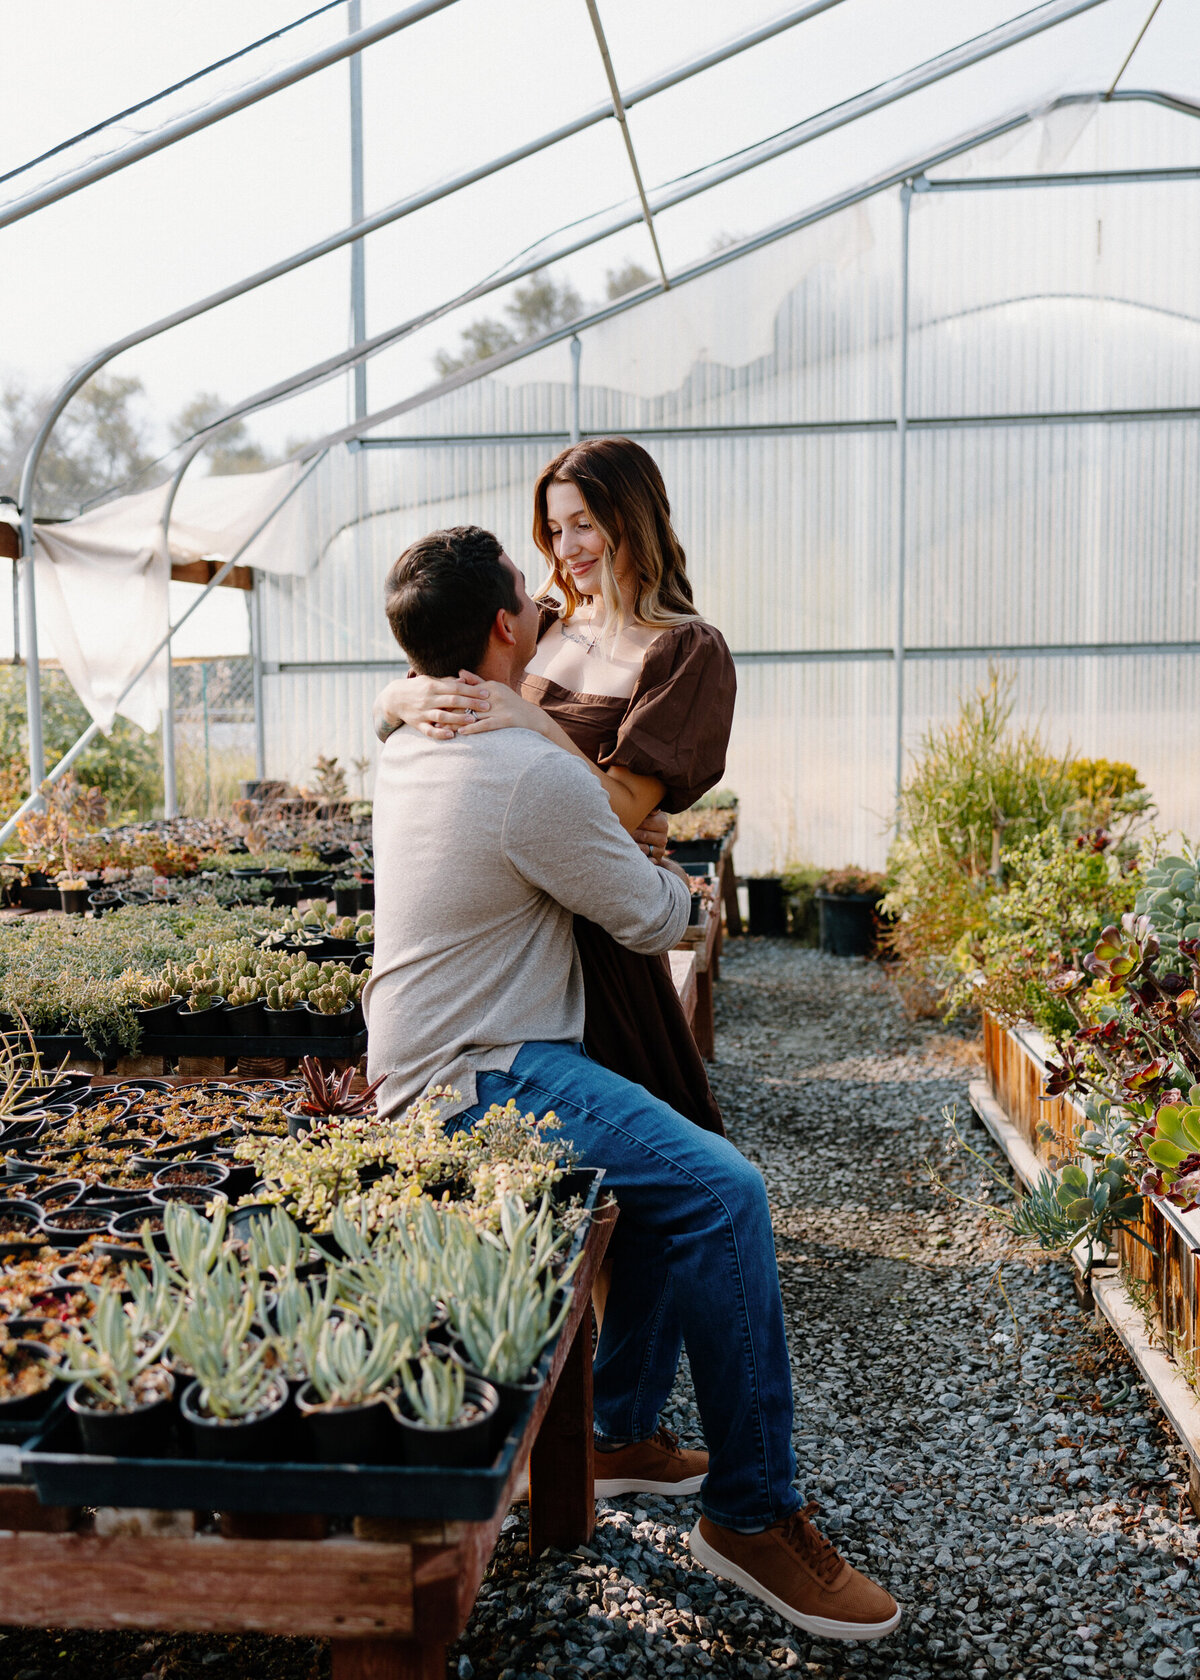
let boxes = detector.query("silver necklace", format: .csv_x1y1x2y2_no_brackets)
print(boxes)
561,617,603,657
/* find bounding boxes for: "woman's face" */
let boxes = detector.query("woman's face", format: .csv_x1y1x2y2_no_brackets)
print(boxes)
545,476,631,598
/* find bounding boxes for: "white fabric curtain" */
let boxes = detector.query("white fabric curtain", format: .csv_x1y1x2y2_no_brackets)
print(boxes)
32,461,309,733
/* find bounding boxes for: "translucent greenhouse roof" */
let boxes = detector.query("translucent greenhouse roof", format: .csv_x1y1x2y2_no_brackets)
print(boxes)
5,0,1200,478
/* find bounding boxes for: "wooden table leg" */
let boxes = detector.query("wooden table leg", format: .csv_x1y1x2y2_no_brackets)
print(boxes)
528,1307,594,1556
721,846,742,937
694,966,715,1060
331,1637,445,1680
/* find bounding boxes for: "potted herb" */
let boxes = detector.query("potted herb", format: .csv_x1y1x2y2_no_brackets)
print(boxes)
295,1318,405,1464
285,1057,384,1138
58,1286,181,1454
397,1349,498,1468
814,866,886,957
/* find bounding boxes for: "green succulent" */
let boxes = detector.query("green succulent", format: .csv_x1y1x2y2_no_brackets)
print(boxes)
1135,849,1200,964
306,1318,403,1408
400,1350,468,1429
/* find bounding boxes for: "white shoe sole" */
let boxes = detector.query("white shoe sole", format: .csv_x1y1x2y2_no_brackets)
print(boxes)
687,1520,902,1642
595,1472,707,1498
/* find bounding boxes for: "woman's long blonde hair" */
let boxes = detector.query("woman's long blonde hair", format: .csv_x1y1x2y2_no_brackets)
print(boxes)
531,436,699,631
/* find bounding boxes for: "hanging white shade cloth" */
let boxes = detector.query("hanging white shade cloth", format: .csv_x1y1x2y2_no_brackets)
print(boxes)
32,461,309,734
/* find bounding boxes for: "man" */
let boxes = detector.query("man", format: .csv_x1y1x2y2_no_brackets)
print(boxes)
365,525,900,1641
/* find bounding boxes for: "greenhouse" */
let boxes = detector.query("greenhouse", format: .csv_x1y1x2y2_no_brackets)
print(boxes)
2,1,1200,1676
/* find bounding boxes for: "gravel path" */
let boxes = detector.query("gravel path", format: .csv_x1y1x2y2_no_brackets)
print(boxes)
454,940,1200,1680
4,939,1200,1680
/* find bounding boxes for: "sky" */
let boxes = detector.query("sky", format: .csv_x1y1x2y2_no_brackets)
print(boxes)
1,0,1196,662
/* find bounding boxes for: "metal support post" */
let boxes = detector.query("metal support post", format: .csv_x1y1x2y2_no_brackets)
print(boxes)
893,180,912,834
569,336,582,444
161,666,177,817
18,512,44,796
348,0,368,422
250,580,266,781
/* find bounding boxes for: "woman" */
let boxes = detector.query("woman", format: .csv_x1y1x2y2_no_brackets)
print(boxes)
372,435,735,1135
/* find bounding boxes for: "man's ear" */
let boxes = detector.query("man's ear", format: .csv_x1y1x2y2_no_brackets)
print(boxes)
492,605,519,648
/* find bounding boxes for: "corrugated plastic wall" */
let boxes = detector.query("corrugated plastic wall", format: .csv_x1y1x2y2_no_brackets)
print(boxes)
258,102,1200,872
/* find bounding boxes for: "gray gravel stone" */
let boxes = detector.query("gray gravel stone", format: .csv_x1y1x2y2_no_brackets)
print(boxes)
451,941,1200,1678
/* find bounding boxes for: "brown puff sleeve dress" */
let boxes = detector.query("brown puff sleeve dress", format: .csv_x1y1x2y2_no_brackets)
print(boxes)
521,609,736,1136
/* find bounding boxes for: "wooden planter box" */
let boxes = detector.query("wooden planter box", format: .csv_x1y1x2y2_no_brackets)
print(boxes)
979,1012,1200,1506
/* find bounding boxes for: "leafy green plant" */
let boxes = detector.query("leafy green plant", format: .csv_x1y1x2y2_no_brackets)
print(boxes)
946,828,1137,1034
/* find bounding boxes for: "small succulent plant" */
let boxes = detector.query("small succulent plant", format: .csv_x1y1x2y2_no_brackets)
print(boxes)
57,1284,181,1410
306,1318,403,1408
297,1056,384,1118
400,1350,468,1429
1082,913,1159,986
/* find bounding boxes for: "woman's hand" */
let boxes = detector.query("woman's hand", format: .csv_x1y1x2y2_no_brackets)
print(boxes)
456,683,549,738
631,809,670,862
373,671,490,741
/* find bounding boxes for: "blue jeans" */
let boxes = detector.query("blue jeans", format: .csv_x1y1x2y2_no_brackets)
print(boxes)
461,1040,801,1530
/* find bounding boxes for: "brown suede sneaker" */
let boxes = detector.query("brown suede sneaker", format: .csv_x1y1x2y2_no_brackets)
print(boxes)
687,1504,901,1641
593,1425,708,1497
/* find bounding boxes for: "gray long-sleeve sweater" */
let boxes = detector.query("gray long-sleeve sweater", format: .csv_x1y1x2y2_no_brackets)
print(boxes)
364,725,691,1120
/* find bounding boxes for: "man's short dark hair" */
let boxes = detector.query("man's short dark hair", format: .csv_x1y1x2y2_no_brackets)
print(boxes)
384,525,518,676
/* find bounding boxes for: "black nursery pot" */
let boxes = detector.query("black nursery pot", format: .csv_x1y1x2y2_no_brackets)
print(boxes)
295,1384,402,1465
0,1199,46,1257
356,877,374,911
300,1002,358,1038
397,1375,499,1469
223,1000,266,1036
152,1159,229,1192
449,1346,543,1453
333,884,359,917
269,884,300,908
42,1205,120,1248
67,1373,175,1456
815,890,881,958
264,1004,306,1040
0,1341,56,1422
58,887,90,915
137,997,184,1036
179,1376,289,1462
174,999,228,1035
746,876,789,937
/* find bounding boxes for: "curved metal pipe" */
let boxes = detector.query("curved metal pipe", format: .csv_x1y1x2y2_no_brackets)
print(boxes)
0,0,460,234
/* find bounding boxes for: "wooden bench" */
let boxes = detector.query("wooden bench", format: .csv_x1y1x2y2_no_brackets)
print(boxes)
0,1204,616,1680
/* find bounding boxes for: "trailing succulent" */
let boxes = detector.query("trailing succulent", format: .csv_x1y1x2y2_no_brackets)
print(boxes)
236,1092,573,1234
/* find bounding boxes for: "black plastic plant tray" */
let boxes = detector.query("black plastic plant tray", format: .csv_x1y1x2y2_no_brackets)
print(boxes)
23,1404,524,1522
21,1168,603,1521
31,1029,368,1063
